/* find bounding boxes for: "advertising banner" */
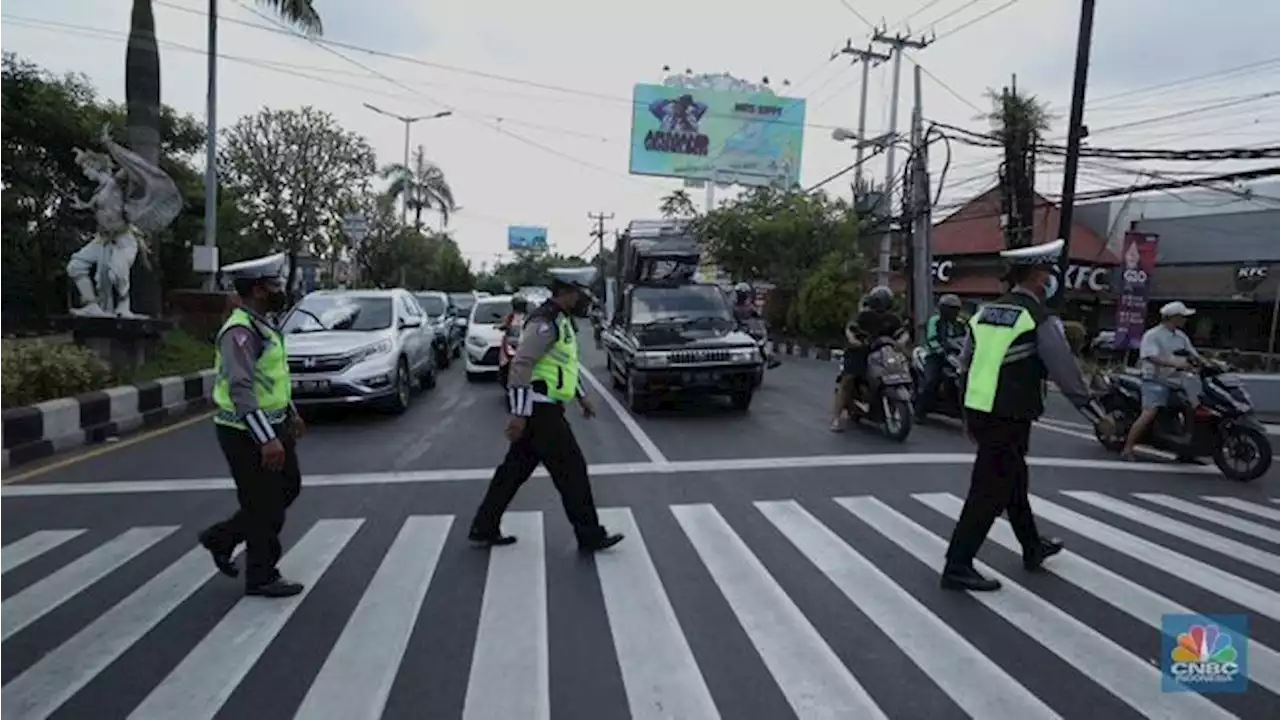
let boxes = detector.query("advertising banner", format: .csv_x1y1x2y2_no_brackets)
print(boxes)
628,84,806,188
508,225,548,251
1113,231,1160,350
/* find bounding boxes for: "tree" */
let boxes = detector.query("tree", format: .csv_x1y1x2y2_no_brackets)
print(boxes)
381,144,456,231
659,188,698,219
794,251,868,344
220,106,377,292
984,84,1052,248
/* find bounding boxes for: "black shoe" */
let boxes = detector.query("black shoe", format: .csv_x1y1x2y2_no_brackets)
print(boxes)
245,578,304,597
197,530,239,578
578,533,625,553
940,564,1002,592
1023,537,1064,571
468,530,517,547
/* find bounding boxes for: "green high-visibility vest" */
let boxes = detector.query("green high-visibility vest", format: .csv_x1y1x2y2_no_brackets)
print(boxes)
531,314,579,402
212,308,292,429
963,303,1038,413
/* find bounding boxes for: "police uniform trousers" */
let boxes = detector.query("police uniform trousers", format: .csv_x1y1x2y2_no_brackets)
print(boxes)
945,411,1043,566
203,423,302,587
470,401,607,544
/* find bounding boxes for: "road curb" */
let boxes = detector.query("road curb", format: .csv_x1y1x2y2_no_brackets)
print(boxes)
1,369,216,470
767,340,844,363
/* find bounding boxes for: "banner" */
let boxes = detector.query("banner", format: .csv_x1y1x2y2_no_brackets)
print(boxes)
1113,231,1160,350
508,226,548,251
628,84,805,188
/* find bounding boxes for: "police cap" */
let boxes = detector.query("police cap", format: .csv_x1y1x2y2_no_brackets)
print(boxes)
547,266,597,295
218,252,288,292
999,239,1064,267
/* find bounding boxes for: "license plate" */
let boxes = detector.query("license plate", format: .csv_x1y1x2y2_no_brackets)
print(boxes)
293,379,330,392
682,372,716,385
881,373,911,385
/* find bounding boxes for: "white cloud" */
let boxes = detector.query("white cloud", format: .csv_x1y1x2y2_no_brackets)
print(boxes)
4,0,1275,270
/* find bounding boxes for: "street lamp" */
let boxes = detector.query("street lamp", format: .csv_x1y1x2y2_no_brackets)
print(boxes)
363,103,453,224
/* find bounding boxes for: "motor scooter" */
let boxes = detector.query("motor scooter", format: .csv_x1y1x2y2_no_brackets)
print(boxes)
1093,349,1272,481
846,337,914,442
742,316,780,388
910,336,966,420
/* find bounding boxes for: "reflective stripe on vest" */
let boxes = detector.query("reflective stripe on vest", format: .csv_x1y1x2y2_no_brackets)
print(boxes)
963,303,1038,413
531,314,579,402
212,308,292,429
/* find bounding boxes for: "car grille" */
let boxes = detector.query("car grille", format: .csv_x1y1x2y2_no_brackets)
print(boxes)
478,348,500,366
669,349,731,364
288,355,351,374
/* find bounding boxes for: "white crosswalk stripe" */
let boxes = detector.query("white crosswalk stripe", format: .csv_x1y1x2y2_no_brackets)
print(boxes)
1,492,1277,719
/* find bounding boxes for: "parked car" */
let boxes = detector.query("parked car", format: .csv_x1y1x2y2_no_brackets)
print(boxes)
415,291,463,368
463,295,514,382
281,289,436,413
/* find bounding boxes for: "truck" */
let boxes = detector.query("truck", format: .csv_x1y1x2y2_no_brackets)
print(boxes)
601,219,764,413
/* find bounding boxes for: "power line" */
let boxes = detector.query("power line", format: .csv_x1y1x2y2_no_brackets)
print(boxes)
1088,55,1280,107
1087,90,1280,136
932,0,1025,45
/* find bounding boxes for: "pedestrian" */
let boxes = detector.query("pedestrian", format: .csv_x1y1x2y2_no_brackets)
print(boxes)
199,253,307,598
468,268,624,552
942,239,1113,592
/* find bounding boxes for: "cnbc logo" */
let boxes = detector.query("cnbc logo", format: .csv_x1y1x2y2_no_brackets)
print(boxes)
1162,614,1249,693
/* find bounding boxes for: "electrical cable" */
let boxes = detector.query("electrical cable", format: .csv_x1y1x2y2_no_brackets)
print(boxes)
931,0,1025,45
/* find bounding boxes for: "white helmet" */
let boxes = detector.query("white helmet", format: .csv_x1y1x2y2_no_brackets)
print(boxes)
734,282,752,295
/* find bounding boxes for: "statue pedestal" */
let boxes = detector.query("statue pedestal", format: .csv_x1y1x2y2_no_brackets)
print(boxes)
49,315,174,377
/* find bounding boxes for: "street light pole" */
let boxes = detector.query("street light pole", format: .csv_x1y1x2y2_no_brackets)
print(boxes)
362,103,452,226
202,0,219,290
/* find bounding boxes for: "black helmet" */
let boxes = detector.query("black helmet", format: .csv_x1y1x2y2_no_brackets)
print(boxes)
862,285,894,313
511,294,529,313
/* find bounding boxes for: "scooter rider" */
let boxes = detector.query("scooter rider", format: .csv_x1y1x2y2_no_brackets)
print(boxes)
830,286,902,431
1120,301,1204,461
501,294,530,331
916,293,968,420
732,282,755,321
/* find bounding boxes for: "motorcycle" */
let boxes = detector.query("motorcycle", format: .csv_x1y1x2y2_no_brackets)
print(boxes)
910,336,966,420
846,337,915,442
1093,350,1272,481
743,316,780,387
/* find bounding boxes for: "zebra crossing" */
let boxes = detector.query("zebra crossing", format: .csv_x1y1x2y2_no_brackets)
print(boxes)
3,491,1278,719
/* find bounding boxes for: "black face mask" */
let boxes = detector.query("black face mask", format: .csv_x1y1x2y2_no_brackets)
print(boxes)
940,308,960,322
570,293,592,317
265,289,290,313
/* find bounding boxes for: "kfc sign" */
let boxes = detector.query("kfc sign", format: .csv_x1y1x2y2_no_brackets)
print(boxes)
930,259,1110,292
931,260,954,283
1234,264,1269,294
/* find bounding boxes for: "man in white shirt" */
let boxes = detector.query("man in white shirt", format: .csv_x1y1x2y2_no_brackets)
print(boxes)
1121,301,1204,460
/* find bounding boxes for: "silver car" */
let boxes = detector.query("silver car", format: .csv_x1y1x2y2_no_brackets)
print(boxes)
281,289,437,413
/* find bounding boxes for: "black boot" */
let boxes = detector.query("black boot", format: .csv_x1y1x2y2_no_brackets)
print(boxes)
1023,537,1065,571
468,529,518,547
245,577,304,598
578,533,625,553
940,564,1002,592
197,529,239,578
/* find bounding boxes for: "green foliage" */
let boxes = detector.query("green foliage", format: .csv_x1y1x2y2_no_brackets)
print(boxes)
350,191,474,291
659,189,698,219
380,144,456,231
1,341,113,409
480,249,592,292
794,252,868,345
118,331,214,385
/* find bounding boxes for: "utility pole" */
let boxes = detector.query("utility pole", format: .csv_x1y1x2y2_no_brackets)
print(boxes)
999,75,1038,251
363,104,453,226
588,211,614,290
1052,0,1097,311
871,29,932,288
836,41,891,196
201,0,219,290
908,64,934,342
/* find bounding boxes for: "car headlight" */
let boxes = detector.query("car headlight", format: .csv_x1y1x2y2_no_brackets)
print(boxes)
349,339,393,364
729,347,759,363
468,335,489,348
634,351,671,368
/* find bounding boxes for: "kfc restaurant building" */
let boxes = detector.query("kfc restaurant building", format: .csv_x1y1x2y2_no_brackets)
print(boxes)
899,188,1119,331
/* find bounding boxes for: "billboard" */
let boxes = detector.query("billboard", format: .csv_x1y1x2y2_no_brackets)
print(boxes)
1113,231,1160,351
508,225,548,251
628,83,806,188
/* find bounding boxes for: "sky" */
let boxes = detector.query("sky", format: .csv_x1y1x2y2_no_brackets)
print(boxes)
4,0,1278,270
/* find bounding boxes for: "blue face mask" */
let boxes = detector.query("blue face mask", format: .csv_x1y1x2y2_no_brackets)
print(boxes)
1043,268,1060,299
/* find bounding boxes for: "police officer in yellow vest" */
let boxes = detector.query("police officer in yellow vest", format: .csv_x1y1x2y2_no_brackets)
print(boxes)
199,253,306,598
942,239,1113,592
469,269,624,552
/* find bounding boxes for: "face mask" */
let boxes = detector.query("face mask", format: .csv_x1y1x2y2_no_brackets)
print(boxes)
1043,271,1060,300
570,294,592,317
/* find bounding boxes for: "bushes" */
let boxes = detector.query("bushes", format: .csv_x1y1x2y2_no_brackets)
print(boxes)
1,331,214,409
1,340,112,409
793,252,865,346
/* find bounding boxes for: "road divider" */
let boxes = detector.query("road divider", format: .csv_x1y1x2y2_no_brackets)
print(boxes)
2,369,216,470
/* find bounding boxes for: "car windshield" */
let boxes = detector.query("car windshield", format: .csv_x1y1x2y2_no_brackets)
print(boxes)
472,299,512,325
631,286,733,326
415,294,447,318
281,295,394,333
450,294,477,312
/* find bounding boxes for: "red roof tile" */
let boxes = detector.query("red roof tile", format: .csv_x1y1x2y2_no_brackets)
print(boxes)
932,187,1118,264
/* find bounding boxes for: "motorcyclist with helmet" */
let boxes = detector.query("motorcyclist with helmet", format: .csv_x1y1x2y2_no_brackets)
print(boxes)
915,293,968,421
733,281,782,369
830,285,903,431
501,294,530,331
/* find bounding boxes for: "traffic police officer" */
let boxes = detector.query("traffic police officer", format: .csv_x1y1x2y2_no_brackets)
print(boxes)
942,239,1113,592
199,253,306,598
469,268,624,552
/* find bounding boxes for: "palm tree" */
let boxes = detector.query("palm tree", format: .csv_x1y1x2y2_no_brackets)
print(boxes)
380,145,456,231
659,189,698,219
124,0,321,312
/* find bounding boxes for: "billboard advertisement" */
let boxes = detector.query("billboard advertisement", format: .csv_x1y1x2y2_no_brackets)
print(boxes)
1113,231,1160,350
628,83,806,188
508,225,548,251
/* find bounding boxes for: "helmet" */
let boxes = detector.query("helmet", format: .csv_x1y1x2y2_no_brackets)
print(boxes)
511,294,528,313
939,294,962,309
861,285,894,313
734,282,752,295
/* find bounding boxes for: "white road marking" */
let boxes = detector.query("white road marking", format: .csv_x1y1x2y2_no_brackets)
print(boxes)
1032,420,1178,460
463,512,549,720
1,454,1220,498
1202,496,1280,522
127,520,361,720
673,503,887,720
595,508,720,720
294,515,453,720
580,367,670,467
1132,493,1280,545
2,529,86,574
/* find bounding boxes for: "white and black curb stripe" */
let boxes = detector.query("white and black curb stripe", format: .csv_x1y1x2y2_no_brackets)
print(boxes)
766,340,846,363
1,368,216,470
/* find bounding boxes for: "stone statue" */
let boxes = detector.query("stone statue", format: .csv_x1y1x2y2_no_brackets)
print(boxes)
66,125,182,318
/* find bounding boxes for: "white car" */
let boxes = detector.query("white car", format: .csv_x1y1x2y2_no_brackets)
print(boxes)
464,294,514,381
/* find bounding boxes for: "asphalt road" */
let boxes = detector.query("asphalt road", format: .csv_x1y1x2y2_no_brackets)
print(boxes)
3,345,1279,719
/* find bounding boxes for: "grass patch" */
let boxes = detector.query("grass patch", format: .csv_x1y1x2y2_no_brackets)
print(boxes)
117,331,215,385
